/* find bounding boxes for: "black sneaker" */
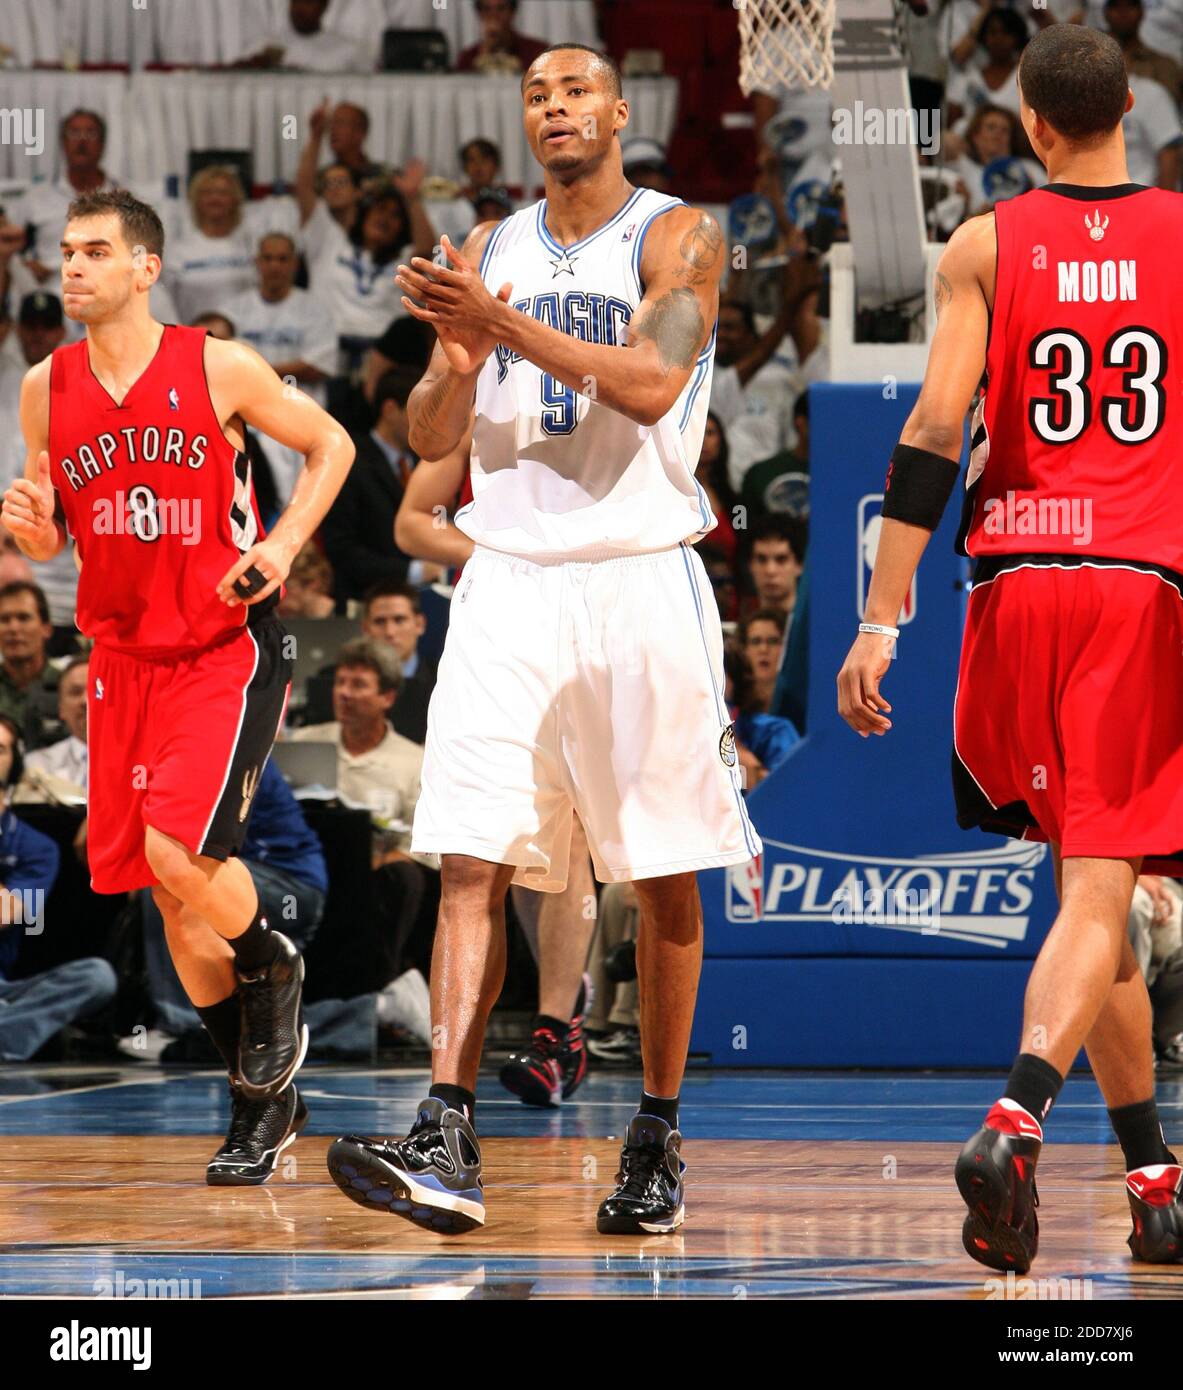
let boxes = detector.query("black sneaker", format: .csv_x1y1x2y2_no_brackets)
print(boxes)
206,1082,308,1186
1127,1163,1183,1262
236,932,308,1100
500,974,592,1107
955,1100,1042,1274
326,1097,485,1232
596,1114,685,1234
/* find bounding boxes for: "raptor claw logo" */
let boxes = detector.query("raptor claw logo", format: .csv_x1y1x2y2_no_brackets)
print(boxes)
239,764,260,823
1085,209,1109,242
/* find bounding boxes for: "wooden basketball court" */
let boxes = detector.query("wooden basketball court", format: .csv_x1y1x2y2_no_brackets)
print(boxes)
2,1065,1181,1299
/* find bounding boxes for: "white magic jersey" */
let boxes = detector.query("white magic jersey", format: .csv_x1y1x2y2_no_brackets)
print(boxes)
456,186,717,561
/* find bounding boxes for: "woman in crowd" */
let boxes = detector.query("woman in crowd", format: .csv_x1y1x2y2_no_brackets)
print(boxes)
739,607,788,714
165,166,260,323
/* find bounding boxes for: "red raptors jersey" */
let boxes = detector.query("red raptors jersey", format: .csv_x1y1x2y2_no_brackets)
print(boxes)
49,325,268,653
963,184,1183,571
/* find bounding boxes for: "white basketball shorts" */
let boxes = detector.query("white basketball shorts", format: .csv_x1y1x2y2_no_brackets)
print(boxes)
411,542,762,891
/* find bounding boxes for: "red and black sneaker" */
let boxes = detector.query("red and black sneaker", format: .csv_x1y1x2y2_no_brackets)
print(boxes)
1127,1163,1183,1263
499,975,593,1108
955,1098,1043,1274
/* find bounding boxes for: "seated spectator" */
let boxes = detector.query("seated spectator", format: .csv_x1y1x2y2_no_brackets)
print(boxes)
459,138,507,204
696,412,741,571
362,580,438,744
289,638,424,862
741,390,812,519
278,543,337,620
323,101,385,183
0,581,63,749
952,105,1045,216
724,642,800,787
0,534,34,589
321,367,418,603
1127,875,1183,1071
220,232,338,506
710,300,800,491
360,316,434,405
945,9,1028,131
1123,72,1183,188
472,186,514,224
585,880,640,1063
622,138,674,194
13,655,88,804
1106,0,1183,99
741,515,807,624
0,714,115,1061
235,0,368,71
455,0,547,73
738,608,787,714
165,167,260,325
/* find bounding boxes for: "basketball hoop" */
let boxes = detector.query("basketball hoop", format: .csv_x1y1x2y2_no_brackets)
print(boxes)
736,0,837,95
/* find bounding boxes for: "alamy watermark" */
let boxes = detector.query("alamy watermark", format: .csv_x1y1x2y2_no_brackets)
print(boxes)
981,492,1093,546
0,107,45,157
832,103,939,156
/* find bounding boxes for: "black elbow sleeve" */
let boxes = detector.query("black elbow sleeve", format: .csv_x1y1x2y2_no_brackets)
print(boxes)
881,444,960,531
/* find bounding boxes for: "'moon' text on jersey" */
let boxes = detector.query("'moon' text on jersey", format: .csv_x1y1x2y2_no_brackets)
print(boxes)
963,183,1183,572
458,187,717,560
49,324,267,652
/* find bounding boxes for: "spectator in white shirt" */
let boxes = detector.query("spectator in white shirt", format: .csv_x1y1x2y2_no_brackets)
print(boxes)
710,301,800,492
16,110,118,282
165,167,259,325
954,104,1045,214
235,0,369,72
220,232,338,406
946,8,1029,131
14,656,89,805
1123,71,1183,186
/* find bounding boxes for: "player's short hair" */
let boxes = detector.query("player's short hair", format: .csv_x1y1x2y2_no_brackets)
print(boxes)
363,580,422,617
60,107,107,148
66,187,165,260
335,636,402,695
749,513,808,564
372,365,420,420
0,580,49,625
524,44,623,99
1018,25,1129,140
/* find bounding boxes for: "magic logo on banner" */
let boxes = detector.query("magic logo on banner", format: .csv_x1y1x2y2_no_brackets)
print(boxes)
725,838,1047,949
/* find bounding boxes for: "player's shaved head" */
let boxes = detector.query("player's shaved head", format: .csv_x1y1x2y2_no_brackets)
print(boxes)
1018,25,1129,141
523,44,622,98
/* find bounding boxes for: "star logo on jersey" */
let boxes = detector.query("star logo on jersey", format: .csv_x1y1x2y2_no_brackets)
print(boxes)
168,387,180,410
239,764,260,823
548,247,579,278
1085,209,1109,242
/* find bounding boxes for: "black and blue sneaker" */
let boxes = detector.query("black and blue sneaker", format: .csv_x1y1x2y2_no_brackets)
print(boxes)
596,1114,685,1235
326,1097,484,1232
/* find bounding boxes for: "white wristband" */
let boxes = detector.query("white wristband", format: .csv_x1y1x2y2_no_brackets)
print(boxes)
859,622,899,638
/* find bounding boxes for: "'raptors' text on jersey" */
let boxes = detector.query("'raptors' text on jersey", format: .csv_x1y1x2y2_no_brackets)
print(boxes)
456,187,717,561
961,184,1183,571
49,325,269,652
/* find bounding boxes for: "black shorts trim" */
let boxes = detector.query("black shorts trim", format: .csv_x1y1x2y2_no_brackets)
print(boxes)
197,616,292,860
952,744,1039,839
969,552,1183,599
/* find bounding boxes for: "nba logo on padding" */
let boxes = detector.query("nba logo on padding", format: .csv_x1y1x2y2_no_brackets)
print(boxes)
857,495,916,624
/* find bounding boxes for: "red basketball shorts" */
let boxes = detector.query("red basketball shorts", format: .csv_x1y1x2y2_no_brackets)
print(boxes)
86,616,292,893
953,556,1183,867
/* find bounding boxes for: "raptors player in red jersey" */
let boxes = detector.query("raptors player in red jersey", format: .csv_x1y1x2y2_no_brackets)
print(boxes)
0,189,354,1183
839,26,1183,1273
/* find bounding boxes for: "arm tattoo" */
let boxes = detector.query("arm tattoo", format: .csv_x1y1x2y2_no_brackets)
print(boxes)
934,271,953,317
631,287,705,373
675,213,723,286
414,373,455,438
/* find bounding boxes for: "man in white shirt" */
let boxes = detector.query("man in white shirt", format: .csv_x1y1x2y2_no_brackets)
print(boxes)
1123,71,1183,185
709,300,799,492
290,638,425,862
237,0,369,71
14,656,89,805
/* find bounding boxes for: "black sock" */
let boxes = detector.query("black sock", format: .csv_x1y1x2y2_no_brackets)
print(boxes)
196,995,240,1075
638,1091,679,1130
1003,1053,1064,1125
227,907,280,974
430,1083,476,1124
1109,1097,1176,1171
535,1014,570,1041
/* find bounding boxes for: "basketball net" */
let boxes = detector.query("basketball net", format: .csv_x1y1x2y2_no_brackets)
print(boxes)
736,0,837,95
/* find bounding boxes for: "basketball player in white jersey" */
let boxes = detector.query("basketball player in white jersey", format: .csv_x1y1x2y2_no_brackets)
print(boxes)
327,44,761,1235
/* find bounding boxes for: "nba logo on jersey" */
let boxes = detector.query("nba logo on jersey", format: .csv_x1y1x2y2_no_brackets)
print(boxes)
726,853,764,922
168,387,180,411
857,496,916,625
621,223,637,243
